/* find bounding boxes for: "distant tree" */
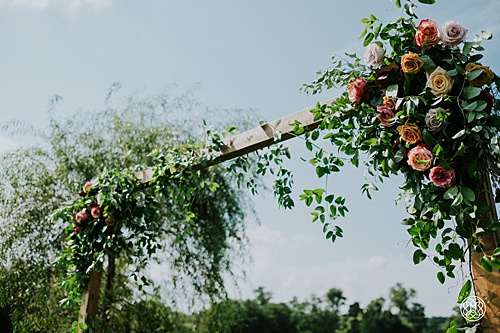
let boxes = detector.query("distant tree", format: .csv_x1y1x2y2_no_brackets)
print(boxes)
326,287,346,312
389,282,417,316
360,297,413,333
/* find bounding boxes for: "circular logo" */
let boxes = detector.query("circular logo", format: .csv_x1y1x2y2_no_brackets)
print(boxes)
460,296,486,322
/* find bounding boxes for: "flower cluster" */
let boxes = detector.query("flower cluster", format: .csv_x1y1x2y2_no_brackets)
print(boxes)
304,2,500,285
73,182,114,235
348,16,496,190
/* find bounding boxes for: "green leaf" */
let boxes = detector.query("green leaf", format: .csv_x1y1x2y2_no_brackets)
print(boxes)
451,129,466,140
463,86,482,99
461,186,476,202
420,55,436,73
437,271,445,284
395,0,401,8
418,0,436,3
443,185,459,200
413,249,426,265
386,84,399,98
457,280,472,303
466,69,483,81
493,247,500,256
481,256,493,273
363,32,374,47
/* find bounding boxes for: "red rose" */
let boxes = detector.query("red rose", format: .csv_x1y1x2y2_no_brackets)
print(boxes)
407,144,433,172
91,206,103,219
74,227,82,233
347,78,369,104
377,105,395,127
415,19,441,50
75,209,89,223
429,165,455,188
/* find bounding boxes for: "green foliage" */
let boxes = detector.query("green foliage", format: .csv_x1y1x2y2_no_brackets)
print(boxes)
273,0,500,285
0,88,256,331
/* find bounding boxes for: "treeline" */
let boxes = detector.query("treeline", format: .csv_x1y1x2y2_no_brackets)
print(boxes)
110,283,464,333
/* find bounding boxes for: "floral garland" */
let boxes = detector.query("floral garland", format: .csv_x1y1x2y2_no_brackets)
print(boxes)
300,1,500,292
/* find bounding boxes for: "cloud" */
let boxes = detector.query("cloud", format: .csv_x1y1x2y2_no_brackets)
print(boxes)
0,0,111,10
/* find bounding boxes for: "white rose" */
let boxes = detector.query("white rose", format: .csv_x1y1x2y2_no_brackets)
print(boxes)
441,21,467,46
364,43,384,68
425,108,446,133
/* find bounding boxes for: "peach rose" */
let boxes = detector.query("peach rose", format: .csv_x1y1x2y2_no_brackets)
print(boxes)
426,67,454,96
91,206,103,219
382,96,396,110
397,123,422,144
377,105,395,127
75,209,89,224
415,19,440,49
465,63,495,87
364,43,384,68
401,52,424,74
441,21,467,46
347,78,369,104
429,165,455,188
407,144,433,172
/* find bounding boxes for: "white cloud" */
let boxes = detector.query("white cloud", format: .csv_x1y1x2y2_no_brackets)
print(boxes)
0,0,111,10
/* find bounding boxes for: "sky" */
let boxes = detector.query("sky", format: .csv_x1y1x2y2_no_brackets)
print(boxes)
1,0,500,318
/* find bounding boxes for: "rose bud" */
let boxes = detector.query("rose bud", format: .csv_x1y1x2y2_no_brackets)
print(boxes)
74,227,82,233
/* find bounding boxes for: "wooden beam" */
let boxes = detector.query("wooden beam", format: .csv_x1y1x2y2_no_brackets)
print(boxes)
78,97,336,330
134,98,337,184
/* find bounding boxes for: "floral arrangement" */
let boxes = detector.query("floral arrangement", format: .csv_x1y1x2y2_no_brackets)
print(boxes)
301,0,500,289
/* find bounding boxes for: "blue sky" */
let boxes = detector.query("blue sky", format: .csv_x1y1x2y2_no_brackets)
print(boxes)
1,0,500,317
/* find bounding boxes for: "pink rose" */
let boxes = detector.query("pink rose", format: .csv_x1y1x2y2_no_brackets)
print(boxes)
75,209,89,223
91,206,103,219
83,181,93,194
441,21,467,46
74,227,82,233
429,165,455,188
376,105,395,127
407,144,433,172
415,19,440,50
347,78,369,104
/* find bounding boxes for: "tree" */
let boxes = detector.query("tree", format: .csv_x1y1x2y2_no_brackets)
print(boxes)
360,298,413,333
0,88,257,332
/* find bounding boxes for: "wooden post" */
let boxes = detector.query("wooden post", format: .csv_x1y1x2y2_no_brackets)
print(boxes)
470,178,500,333
78,269,103,333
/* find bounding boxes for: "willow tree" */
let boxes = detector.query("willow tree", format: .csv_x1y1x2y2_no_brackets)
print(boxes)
0,88,257,332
